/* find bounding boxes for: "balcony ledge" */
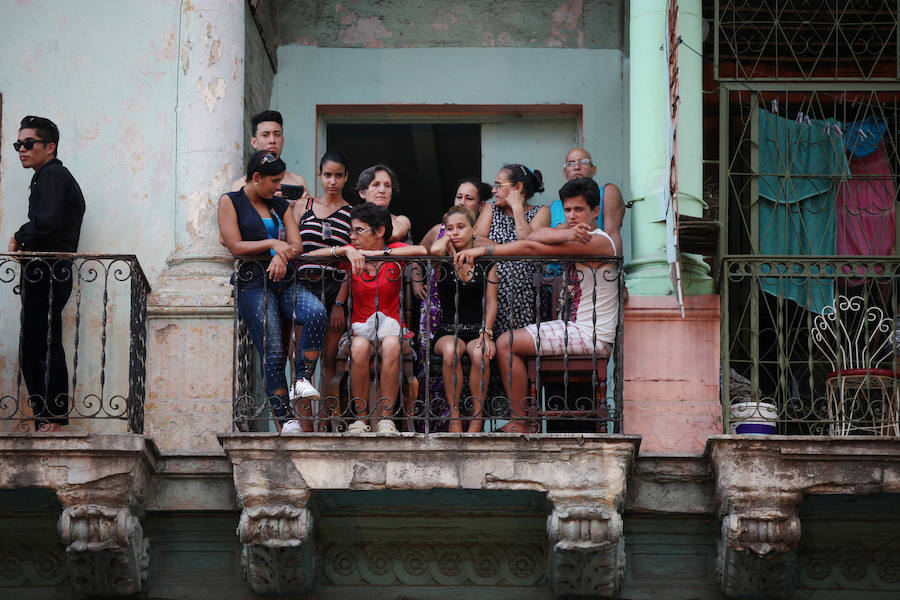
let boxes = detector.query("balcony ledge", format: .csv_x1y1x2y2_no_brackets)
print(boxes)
219,432,640,597
707,435,900,599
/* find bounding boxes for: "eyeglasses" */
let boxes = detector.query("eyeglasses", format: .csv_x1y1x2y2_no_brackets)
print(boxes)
13,138,49,152
261,153,278,164
350,226,372,236
564,158,593,168
492,182,513,190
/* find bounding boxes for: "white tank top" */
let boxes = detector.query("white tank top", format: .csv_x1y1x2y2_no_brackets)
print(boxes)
568,229,619,345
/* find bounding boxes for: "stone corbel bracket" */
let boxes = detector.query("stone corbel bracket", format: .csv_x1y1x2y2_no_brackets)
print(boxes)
220,433,640,599
58,504,150,595
228,451,316,594
0,433,157,597
708,436,900,599
238,503,316,594
547,504,624,598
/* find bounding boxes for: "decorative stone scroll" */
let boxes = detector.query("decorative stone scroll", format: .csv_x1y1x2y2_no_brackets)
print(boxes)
717,507,800,599
238,504,314,594
708,436,900,599
547,505,624,598
57,504,149,596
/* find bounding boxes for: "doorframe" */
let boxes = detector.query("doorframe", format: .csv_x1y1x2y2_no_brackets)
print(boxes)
314,104,584,195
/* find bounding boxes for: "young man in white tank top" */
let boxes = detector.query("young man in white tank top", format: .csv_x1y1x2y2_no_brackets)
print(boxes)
454,177,619,433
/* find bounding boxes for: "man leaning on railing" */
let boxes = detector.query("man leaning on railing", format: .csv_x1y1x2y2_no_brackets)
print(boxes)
8,116,86,433
455,178,618,433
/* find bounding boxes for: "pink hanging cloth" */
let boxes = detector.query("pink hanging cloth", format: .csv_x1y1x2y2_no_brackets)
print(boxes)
836,143,896,259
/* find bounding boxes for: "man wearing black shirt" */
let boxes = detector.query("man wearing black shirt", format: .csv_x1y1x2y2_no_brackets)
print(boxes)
9,116,85,432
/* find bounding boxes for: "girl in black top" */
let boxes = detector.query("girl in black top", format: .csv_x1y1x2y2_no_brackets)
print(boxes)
429,206,498,433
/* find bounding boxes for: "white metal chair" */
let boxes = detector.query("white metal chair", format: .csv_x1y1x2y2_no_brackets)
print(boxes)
811,295,899,435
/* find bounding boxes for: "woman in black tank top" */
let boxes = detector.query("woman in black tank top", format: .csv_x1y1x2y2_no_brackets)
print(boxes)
429,206,498,433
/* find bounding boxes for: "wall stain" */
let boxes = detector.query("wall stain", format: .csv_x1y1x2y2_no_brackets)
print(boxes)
209,38,222,66
196,77,226,112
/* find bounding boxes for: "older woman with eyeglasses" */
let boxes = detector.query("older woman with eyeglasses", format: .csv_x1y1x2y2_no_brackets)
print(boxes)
473,164,550,335
218,150,328,434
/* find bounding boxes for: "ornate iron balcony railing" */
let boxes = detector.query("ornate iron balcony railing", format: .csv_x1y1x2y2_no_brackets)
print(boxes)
0,253,150,433
722,256,899,435
231,255,625,435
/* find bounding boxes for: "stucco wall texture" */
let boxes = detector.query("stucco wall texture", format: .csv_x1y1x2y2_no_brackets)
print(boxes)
0,1,181,433
277,0,625,50
0,1,180,284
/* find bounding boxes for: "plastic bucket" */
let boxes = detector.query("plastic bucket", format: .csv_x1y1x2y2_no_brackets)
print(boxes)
729,402,778,435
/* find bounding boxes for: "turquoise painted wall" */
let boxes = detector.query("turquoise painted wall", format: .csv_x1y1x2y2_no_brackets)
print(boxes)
271,45,628,223
0,0,180,433
0,0,180,283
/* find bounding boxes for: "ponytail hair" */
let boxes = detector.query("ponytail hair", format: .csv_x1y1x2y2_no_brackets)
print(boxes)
500,164,544,199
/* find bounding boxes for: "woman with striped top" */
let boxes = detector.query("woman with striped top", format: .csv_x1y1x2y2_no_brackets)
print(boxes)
296,151,365,406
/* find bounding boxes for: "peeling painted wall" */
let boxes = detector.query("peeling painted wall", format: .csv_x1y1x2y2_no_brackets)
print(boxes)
277,0,626,50
244,1,277,157
271,45,628,206
0,1,181,431
0,0,180,284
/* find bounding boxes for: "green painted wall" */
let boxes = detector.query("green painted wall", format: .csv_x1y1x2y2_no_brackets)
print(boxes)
278,0,625,49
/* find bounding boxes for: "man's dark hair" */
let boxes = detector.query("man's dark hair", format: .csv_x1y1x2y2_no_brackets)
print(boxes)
351,203,393,243
559,177,601,209
19,116,60,156
356,164,400,195
250,110,283,136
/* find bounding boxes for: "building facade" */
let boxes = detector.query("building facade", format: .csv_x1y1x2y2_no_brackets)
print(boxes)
0,1,897,598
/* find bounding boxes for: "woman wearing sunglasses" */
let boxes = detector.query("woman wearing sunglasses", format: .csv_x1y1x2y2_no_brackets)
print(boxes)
218,150,328,433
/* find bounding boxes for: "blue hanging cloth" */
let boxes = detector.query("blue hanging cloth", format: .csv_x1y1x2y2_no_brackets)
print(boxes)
757,108,849,314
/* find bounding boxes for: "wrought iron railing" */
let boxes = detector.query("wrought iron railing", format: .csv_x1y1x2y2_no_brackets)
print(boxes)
722,257,899,434
714,0,898,80
231,255,625,434
0,253,150,433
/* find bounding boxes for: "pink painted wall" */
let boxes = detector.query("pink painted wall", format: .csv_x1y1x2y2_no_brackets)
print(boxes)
623,295,723,455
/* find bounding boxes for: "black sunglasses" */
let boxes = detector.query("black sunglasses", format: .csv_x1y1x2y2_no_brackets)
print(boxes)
13,139,49,152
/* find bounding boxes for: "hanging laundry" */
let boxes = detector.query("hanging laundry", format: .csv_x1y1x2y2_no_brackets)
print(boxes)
758,107,849,314
837,143,897,283
843,116,887,160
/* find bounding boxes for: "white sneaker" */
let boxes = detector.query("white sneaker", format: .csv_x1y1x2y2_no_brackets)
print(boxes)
347,420,370,433
281,420,301,434
290,378,320,401
376,420,399,434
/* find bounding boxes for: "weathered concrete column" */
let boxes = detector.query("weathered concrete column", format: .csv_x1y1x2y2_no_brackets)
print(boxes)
624,0,721,456
628,0,711,296
146,0,245,453
167,0,244,279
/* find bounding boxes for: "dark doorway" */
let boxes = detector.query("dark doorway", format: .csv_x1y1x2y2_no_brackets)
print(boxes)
326,123,481,242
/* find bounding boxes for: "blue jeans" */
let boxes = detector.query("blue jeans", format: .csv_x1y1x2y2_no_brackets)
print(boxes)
237,280,328,422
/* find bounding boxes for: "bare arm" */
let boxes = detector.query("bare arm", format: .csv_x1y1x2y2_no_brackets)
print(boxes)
526,222,592,245
602,183,625,256
474,202,494,245
484,264,498,331
388,214,412,243
455,235,614,267
430,235,453,256
419,223,442,250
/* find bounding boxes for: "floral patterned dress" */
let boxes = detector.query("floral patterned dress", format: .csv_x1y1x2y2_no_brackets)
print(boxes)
489,201,542,335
